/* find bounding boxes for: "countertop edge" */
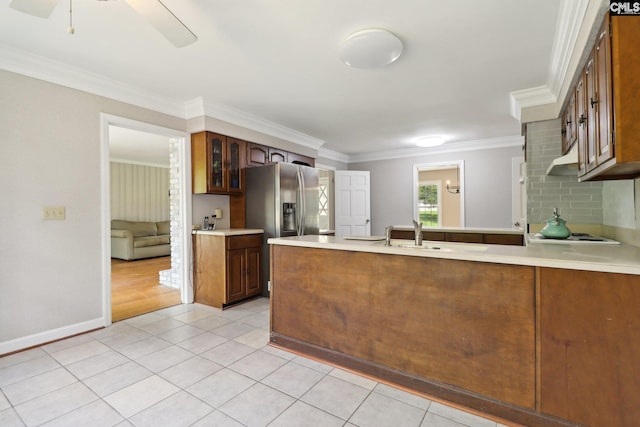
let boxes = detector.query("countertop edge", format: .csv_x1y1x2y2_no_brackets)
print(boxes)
193,228,264,236
267,235,640,275
392,226,524,235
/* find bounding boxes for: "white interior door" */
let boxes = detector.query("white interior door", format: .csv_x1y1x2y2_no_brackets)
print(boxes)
334,171,371,237
512,156,526,230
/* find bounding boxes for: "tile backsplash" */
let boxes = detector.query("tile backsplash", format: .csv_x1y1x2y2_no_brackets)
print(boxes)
525,119,602,225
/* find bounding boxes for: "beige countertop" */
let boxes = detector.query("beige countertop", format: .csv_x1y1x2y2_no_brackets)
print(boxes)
193,228,263,236
392,226,524,235
267,234,640,275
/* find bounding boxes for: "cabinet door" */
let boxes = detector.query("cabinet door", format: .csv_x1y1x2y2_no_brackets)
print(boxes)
245,246,262,297
576,76,588,176
287,152,315,167
268,148,287,163
595,21,614,166
584,54,598,173
226,248,246,303
562,90,576,154
208,133,227,192
246,143,269,167
227,137,246,193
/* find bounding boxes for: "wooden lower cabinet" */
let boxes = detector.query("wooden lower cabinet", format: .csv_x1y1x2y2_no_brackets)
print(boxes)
271,246,537,413
193,233,262,309
390,230,524,246
538,268,640,427
270,245,633,426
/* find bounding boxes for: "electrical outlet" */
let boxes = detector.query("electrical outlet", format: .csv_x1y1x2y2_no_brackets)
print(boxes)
43,206,65,220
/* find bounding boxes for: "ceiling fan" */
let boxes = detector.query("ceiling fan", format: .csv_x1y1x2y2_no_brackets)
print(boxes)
9,0,197,47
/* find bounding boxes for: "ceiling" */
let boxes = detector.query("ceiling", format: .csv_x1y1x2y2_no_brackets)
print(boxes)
0,0,564,160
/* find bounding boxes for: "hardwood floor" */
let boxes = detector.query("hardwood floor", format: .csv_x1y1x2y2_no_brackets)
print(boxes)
111,256,181,322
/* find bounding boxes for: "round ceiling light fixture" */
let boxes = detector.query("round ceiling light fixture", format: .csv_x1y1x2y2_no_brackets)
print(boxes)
339,29,403,69
416,136,446,148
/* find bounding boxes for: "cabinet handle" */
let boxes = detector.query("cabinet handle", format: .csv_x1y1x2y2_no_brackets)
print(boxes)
590,97,599,108
566,119,571,126
579,114,587,125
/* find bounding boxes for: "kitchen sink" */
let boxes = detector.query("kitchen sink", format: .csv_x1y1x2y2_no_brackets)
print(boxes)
389,241,489,252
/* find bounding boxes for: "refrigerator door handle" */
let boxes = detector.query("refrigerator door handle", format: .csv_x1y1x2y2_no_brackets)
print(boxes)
296,168,303,236
300,167,306,235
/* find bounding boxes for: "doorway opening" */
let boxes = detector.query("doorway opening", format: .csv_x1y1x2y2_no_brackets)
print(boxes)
413,161,465,228
101,114,192,326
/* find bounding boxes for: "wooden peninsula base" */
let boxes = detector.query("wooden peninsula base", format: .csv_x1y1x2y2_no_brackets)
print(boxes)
269,243,640,427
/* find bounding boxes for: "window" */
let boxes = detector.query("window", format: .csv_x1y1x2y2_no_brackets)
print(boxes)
319,180,329,216
418,182,440,227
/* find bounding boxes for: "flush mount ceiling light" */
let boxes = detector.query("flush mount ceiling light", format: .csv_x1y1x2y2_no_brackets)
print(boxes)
416,136,445,148
340,28,403,69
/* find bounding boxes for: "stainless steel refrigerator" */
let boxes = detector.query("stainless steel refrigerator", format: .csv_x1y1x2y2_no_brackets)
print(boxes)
245,162,320,295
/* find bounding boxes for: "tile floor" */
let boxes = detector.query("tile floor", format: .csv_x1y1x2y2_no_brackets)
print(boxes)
0,298,511,427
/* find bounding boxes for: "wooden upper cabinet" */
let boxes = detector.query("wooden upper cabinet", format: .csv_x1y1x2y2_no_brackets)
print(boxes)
246,142,315,168
575,13,640,181
246,142,269,167
584,54,598,173
576,76,588,176
246,143,287,166
287,152,315,167
268,148,288,163
595,19,613,167
191,131,246,194
561,89,577,154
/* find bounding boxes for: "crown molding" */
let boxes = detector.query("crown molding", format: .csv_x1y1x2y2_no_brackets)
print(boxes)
509,86,557,121
347,135,523,164
0,43,186,118
509,0,589,122
185,97,325,150
0,43,326,152
546,0,590,96
317,147,350,164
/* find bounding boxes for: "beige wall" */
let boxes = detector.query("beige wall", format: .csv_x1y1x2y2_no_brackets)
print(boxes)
351,145,522,235
0,69,186,353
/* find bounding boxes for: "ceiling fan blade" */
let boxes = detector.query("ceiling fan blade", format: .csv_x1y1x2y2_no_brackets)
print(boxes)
125,0,197,48
9,0,60,18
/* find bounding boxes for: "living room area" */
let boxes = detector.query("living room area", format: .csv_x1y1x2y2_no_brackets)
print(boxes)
109,126,181,321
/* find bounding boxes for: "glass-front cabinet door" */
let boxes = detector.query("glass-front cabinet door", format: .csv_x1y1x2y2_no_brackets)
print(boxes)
208,133,226,192
227,137,246,193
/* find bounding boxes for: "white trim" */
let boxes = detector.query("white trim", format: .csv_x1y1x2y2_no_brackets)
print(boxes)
185,97,325,150
413,161,465,228
0,43,185,118
508,0,590,122
317,147,350,164
0,45,325,153
547,0,590,96
0,318,104,356
351,136,522,164
178,135,194,303
509,86,557,121
512,156,526,230
100,114,191,327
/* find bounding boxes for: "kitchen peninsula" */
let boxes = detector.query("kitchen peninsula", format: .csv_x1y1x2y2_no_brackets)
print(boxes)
268,235,640,427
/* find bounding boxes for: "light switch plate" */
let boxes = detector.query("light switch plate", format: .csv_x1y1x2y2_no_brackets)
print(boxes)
43,206,65,220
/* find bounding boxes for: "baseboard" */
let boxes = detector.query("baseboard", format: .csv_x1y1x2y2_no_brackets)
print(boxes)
0,317,105,356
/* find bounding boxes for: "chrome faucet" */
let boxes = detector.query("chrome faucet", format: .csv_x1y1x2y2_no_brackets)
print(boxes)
384,225,393,246
413,219,423,246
